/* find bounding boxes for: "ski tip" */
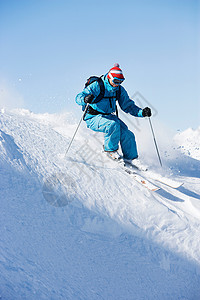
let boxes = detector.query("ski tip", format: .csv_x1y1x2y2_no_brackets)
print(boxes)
174,182,184,189
152,187,160,192
159,180,184,189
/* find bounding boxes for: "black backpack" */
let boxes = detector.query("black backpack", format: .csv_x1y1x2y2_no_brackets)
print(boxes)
85,75,121,104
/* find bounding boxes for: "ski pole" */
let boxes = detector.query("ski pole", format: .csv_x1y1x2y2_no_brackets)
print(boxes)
64,103,89,158
148,117,162,167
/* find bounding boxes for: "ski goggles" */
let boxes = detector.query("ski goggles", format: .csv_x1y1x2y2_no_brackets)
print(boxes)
112,78,124,85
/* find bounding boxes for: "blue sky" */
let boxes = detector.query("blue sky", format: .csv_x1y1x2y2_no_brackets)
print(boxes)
0,0,199,131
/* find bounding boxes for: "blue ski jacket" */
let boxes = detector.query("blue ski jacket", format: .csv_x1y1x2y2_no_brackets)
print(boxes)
75,74,143,120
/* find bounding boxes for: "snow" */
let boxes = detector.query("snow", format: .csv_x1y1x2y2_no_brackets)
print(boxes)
174,127,200,160
0,108,200,299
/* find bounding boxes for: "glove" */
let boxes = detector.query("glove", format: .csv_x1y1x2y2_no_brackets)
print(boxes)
142,107,151,117
84,94,94,104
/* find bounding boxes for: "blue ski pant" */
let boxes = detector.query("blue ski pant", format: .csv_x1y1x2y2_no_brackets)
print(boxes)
85,114,138,160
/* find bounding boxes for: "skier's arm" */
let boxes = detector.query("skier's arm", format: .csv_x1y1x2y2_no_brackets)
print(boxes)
118,87,143,117
75,82,100,106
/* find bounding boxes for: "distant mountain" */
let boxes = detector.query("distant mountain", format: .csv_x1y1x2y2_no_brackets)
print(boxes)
174,127,200,160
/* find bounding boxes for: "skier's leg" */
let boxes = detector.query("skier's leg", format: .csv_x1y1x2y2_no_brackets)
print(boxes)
85,115,121,151
119,119,138,160
102,116,121,151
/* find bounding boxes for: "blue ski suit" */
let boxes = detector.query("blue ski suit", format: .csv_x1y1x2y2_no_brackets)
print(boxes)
75,75,144,160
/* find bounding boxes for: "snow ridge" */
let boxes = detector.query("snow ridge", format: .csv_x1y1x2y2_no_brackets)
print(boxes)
0,109,200,300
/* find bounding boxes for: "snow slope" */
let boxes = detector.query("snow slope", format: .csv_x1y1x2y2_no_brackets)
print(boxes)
0,109,200,300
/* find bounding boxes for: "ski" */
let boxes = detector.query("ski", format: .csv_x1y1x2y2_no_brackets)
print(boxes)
123,167,160,191
149,173,183,189
105,153,183,191
104,154,159,191
123,160,183,189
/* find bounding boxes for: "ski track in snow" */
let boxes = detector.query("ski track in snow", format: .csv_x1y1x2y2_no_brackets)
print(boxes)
0,109,200,300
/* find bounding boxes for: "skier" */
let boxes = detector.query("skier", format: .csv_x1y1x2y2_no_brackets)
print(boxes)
75,63,151,170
